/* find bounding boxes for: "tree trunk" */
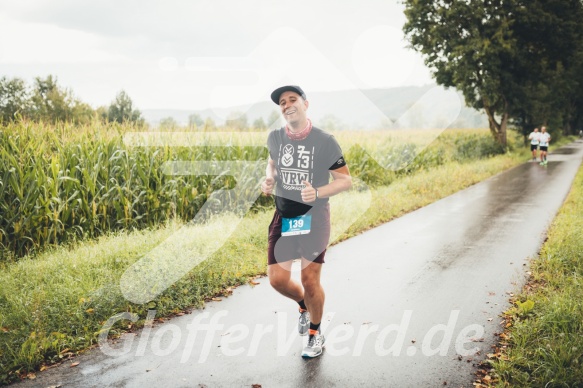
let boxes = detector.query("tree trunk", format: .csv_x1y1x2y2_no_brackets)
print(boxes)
483,102,508,149
499,111,508,147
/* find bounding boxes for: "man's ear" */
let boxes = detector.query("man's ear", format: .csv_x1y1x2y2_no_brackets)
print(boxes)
304,99,309,110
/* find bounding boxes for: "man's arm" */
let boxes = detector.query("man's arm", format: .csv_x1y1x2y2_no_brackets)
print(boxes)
319,165,352,198
261,157,277,195
301,165,352,202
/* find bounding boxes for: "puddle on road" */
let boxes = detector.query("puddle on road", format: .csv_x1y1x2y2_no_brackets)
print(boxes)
551,148,577,155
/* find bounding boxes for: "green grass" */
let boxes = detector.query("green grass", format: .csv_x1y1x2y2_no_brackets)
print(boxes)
0,130,574,384
489,149,583,387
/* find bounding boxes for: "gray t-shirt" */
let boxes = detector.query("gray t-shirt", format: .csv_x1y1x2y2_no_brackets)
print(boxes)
267,126,345,218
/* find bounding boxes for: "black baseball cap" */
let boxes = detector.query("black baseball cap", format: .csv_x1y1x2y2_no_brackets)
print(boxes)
270,85,306,105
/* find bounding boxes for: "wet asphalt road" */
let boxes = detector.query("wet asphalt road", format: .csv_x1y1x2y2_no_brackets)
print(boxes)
14,141,583,388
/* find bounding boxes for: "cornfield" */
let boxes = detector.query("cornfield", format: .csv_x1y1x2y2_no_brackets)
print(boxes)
0,121,502,259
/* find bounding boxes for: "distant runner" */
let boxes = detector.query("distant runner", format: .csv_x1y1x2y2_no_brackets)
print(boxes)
539,126,551,165
528,127,540,162
261,85,352,358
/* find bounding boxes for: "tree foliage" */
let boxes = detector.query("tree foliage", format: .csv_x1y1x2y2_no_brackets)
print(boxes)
403,0,583,146
0,77,30,122
31,75,95,124
225,111,248,130
159,116,178,129
0,76,145,126
267,110,282,128
504,0,583,139
1,75,94,124
203,117,216,131
107,90,144,125
188,113,204,129
252,117,267,130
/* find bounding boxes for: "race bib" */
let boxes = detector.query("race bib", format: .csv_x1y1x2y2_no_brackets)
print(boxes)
281,214,312,236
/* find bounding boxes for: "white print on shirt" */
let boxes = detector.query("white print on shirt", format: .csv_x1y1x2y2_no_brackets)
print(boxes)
278,143,315,190
297,145,310,169
281,144,294,167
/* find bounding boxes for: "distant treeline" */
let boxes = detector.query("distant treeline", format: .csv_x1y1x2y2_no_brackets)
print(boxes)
0,75,144,125
0,74,283,131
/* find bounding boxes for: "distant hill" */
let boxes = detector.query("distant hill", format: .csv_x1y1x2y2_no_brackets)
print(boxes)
141,85,488,129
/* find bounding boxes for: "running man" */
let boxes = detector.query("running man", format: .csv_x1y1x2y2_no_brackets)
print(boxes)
528,127,540,161
261,85,352,358
539,126,551,165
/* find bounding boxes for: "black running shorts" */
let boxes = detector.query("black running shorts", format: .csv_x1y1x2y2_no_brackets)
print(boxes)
267,203,330,265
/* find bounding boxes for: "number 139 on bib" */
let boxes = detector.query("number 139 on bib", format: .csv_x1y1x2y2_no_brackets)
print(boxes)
281,214,312,236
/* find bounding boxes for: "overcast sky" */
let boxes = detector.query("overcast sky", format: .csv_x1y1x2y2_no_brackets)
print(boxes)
0,0,433,113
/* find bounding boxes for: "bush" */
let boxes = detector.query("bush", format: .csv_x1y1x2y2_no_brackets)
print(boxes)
453,133,506,162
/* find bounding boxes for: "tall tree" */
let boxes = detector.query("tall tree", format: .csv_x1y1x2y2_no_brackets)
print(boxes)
30,75,63,120
403,0,519,147
159,116,178,129
267,110,282,128
508,0,583,137
203,117,216,131
188,113,204,129
107,90,144,125
404,0,583,145
29,75,93,123
95,105,108,122
0,76,30,122
571,47,583,132
252,117,267,130
225,111,248,130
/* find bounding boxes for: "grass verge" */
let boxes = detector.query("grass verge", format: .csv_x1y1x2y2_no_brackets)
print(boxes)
487,148,583,386
0,138,574,385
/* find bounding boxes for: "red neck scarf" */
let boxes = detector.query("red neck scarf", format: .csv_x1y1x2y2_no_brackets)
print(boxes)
285,118,312,141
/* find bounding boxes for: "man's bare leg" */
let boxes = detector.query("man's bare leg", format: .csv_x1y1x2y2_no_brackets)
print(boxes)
300,258,325,326
268,260,304,302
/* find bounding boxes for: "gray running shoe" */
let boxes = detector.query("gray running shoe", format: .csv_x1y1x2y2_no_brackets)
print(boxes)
301,332,325,358
298,309,310,336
